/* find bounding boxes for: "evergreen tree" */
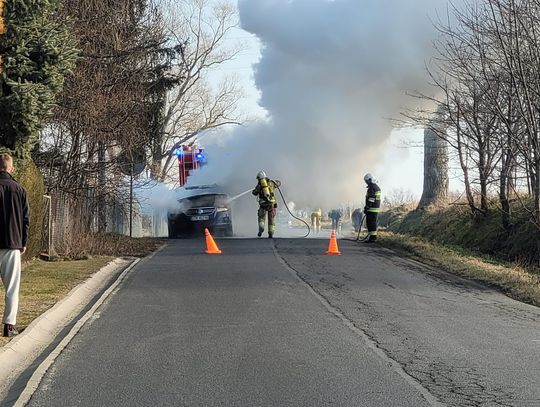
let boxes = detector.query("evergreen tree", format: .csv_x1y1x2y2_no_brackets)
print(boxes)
0,0,77,158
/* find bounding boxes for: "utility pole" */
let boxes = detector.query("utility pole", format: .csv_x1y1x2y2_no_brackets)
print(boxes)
129,163,133,238
98,141,107,232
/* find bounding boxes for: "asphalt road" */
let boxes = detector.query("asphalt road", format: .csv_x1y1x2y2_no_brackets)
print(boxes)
11,238,540,406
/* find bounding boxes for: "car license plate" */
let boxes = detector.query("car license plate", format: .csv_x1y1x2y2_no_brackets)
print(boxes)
191,215,210,221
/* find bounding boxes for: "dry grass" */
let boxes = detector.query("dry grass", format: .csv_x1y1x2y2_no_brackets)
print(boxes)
0,257,114,346
57,234,166,258
380,231,540,307
380,200,539,265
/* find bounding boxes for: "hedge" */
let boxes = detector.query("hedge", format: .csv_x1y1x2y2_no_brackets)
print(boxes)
14,159,44,259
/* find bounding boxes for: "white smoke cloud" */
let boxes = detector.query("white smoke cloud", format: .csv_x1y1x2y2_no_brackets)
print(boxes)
189,0,454,211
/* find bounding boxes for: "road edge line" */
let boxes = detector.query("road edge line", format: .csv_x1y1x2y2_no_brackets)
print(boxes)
271,241,445,407
0,257,133,394
12,245,166,406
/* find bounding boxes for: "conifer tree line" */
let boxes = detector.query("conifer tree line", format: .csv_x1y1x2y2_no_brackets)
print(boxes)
409,0,540,231
0,0,242,236
0,0,77,158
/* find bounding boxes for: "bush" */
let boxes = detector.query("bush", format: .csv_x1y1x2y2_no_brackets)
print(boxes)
14,159,44,259
59,233,164,258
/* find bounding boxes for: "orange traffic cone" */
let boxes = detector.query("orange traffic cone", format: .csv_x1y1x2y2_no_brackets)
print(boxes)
326,230,341,256
204,228,222,254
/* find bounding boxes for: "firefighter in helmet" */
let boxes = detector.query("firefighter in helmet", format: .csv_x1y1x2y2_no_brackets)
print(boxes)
363,173,381,242
252,171,281,238
310,208,322,233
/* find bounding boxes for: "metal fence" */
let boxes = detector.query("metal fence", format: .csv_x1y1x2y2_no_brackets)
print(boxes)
40,189,147,256
39,183,175,255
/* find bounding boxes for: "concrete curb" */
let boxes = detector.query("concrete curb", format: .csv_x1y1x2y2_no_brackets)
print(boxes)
0,257,136,393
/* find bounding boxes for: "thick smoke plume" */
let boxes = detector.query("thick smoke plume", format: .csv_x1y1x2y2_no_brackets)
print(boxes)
189,0,453,212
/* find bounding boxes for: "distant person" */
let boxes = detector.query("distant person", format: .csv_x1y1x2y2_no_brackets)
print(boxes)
363,173,381,243
310,208,322,233
0,153,29,337
351,208,363,233
252,170,281,238
328,209,342,232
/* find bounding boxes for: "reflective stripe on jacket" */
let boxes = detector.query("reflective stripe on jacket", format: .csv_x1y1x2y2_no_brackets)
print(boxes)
365,183,381,213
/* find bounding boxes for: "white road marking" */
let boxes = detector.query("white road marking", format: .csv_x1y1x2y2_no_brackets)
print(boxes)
13,245,166,406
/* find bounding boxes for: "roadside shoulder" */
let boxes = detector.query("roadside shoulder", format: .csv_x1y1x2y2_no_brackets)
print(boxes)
379,231,540,307
0,257,136,392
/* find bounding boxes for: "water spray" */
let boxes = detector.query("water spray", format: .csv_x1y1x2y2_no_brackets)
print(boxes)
227,189,254,203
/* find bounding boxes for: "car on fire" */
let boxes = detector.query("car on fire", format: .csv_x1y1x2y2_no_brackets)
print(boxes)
167,185,233,238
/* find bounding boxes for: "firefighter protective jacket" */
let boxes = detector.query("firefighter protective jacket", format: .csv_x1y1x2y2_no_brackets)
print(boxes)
365,182,381,213
252,178,281,207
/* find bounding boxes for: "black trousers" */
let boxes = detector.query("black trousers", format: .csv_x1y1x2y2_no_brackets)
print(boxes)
366,212,378,235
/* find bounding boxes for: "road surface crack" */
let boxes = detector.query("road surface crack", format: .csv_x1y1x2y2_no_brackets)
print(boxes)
272,241,446,407
272,241,524,407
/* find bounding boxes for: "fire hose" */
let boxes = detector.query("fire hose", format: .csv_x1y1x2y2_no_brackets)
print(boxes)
229,186,311,238
276,186,311,238
276,186,369,241
341,214,368,242
233,185,366,241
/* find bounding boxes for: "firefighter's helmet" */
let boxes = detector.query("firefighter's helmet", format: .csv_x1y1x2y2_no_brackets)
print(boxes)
256,171,267,180
364,173,375,184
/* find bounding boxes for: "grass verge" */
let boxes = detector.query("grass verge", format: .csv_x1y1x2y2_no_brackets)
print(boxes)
379,231,540,307
0,256,114,347
55,235,166,259
380,204,539,265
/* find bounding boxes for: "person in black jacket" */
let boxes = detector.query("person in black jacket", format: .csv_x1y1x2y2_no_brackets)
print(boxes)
363,173,381,243
328,209,343,232
0,153,29,337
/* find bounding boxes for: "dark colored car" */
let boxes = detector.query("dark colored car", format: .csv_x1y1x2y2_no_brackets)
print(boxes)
167,189,233,238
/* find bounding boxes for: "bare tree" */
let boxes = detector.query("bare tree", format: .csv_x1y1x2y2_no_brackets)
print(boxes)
383,188,417,209
37,0,168,234
406,0,540,230
484,0,540,227
150,0,245,182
